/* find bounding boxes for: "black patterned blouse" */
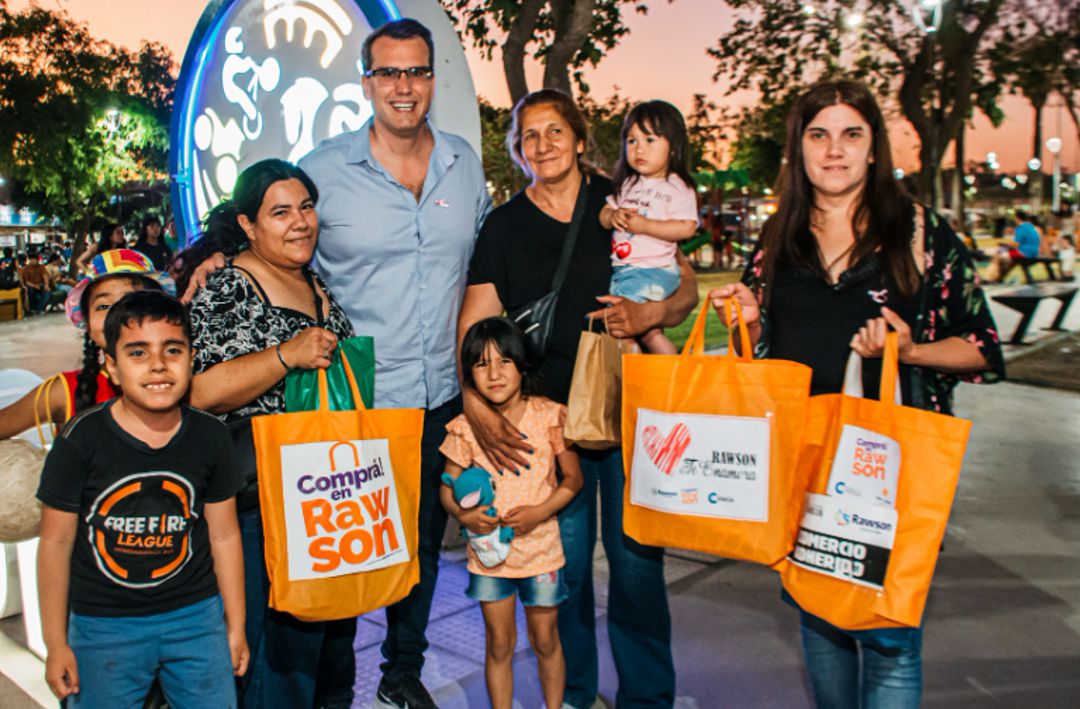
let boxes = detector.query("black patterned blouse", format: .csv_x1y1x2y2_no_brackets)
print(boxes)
742,205,1005,416
189,263,354,420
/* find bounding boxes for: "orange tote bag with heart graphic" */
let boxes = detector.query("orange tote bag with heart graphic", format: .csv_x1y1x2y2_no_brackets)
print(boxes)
776,333,972,629
253,354,424,622
621,300,813,565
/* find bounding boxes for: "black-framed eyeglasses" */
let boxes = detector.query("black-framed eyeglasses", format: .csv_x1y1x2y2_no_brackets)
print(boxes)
363,66,434,82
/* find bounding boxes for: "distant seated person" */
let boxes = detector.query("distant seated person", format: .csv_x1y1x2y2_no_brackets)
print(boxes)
44,253,76,302
20,250,51,315
0,247,17,290
1053,233,1075,280
992,210,1041,282
949,216,988,262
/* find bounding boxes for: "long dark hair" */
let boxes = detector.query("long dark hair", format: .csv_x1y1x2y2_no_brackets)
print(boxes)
507,88,596,178
73,274,165,412
611,100,695,197
460,317,541,398
173,159,318,295
760,80,918,298
135,215,162,245
91,223,124,257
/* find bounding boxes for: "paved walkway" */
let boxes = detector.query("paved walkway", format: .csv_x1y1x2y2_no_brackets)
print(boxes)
0,284,1078,707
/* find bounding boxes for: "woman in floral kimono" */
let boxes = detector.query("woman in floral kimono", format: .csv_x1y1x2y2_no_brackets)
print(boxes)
709,80,1004,708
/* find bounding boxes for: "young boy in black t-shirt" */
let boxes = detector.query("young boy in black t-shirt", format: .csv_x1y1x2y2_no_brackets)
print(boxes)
36,290,248,708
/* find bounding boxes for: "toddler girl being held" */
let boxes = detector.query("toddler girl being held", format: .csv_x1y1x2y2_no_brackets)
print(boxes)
600,100,699,354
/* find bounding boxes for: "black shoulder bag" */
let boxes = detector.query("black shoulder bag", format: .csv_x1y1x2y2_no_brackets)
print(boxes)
507,176,589,358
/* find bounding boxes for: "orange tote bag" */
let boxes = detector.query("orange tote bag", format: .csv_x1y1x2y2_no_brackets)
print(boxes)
621,300,813,565
253,354,424,622
778,333,972,629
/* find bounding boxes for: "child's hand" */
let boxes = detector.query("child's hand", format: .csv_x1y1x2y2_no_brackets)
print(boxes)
457,505,498,536
611,208,638,232
45,645,79,700
229,629,250,676
501,505,547,536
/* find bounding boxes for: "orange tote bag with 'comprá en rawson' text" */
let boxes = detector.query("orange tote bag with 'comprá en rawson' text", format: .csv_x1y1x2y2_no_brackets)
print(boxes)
253,354,424,622
778,333,972,630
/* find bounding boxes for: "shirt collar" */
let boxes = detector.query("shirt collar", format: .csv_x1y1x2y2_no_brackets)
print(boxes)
345,116,459,170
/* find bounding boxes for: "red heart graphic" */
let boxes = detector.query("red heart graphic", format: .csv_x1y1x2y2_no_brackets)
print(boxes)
613,241,632,260
641,423,691,475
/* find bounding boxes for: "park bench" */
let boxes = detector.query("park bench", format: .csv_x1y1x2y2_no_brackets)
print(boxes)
1001,256,1063,284
991,283,1077,345
0,287,22,321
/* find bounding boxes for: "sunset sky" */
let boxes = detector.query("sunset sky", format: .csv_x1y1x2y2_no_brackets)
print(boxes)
11,0,1080,173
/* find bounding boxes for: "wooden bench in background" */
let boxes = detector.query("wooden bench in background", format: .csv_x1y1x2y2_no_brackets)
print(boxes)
991,283,1077,344
0,287,23,321
1001,257,1063,284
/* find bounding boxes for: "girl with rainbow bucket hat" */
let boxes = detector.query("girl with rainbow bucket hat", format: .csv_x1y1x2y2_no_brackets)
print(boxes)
0,249,174,440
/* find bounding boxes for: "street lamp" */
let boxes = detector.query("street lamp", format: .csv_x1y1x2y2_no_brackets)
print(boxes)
1027,157,1042,172
911,0,943,33
1045,137,1063,212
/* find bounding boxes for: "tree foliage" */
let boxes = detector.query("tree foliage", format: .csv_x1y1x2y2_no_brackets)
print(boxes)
710,0,1008,207
989,1,1080,164
0,1,174,242
686,93,725,173
441,0,672,105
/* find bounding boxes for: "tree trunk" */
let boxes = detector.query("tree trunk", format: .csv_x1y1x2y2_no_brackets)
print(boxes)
1031,98,1045,166
542,0,597,97
501,0,545,106
953,124,965,228
1031,98,1045,213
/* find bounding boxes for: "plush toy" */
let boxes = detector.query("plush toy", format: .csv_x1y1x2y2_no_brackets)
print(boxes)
441,467,514,567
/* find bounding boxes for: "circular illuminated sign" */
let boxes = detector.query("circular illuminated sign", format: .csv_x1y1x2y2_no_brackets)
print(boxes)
170,0,481,245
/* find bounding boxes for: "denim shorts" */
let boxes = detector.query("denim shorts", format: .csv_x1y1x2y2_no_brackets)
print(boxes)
67,595,236,709
610,263,681,303
466,569,568,607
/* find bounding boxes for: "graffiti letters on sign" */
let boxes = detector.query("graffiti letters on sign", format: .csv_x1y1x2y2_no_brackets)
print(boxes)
179,0,380,230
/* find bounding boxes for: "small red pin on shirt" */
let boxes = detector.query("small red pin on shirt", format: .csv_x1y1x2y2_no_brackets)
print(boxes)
434,199,450,208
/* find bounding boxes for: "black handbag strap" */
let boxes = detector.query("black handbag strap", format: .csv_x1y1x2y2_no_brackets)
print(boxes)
550,176,589,293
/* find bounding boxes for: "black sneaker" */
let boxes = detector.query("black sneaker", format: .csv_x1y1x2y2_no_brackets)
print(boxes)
373,675,438,709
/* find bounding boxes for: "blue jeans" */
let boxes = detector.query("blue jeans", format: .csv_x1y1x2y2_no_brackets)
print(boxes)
558,446,675,708
27,287,50,314
237,507,356,709
67,595,235,709
799,611,922,709
379,396,461,680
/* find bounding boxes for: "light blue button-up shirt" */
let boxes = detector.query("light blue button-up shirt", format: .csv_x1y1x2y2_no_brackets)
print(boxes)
299,119,491,409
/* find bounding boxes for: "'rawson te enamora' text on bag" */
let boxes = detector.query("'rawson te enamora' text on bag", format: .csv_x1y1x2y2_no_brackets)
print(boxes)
253,352,424,622
778,333,972,630
621,299,813,565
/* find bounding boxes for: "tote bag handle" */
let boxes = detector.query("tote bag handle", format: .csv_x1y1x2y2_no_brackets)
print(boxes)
841,331,901,404
316,346,366,413
680,296,752,361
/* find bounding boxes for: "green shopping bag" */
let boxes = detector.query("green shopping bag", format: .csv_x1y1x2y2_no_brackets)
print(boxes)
285,336,375,412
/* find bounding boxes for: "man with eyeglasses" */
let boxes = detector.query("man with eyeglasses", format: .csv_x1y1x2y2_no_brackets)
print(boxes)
298,17,491,709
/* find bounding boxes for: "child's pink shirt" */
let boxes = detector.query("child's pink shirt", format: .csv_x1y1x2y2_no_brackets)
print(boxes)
440,397,567,578
608,174,699,269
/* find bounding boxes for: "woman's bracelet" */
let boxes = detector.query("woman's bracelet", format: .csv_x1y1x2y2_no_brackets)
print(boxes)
275,343,293,372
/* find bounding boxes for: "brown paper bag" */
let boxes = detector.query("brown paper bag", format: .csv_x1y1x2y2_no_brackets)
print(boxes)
565,318,623,450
